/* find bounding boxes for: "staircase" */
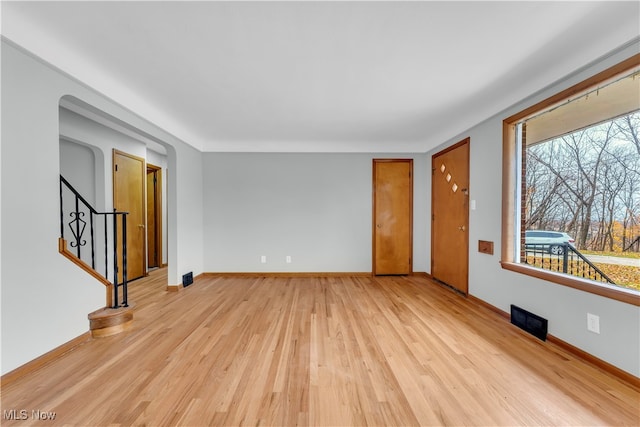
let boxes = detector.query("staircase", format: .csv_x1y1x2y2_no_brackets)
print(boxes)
59,175,134,337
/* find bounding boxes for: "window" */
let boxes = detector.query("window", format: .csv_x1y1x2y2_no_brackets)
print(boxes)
501,54,640,306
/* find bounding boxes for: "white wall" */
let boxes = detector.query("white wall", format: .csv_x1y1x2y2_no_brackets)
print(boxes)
427,42,640,377
203,153,428,273
172,145,203,283
59,139,96,206
1,40,203,375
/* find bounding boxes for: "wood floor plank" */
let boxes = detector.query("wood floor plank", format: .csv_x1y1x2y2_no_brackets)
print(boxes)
1,268,638,426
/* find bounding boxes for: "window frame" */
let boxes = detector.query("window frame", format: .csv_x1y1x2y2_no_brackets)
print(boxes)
501,53,640,307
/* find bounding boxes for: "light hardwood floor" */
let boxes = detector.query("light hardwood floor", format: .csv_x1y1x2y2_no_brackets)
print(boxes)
1,269,638,426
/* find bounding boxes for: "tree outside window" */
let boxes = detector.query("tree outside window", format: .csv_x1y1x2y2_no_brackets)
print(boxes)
523,112,639,290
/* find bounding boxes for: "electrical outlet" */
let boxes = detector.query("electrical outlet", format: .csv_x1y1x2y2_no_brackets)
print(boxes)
260,255,267,264
587,313,600,334
286,255,292,263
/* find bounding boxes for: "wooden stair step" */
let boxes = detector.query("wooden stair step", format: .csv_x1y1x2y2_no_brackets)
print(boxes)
88,304,135,338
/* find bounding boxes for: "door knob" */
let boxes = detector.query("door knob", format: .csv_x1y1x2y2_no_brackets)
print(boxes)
376,224,382,228
458,225,466,231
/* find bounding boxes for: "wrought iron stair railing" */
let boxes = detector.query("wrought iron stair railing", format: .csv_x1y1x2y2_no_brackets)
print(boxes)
59,175,129,308
523,243,615,285
624,236,640,252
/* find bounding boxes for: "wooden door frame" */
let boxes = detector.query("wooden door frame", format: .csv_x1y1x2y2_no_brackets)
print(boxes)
147,163,163,269
372,158,413,275
113,149,147,278
431,138,470,294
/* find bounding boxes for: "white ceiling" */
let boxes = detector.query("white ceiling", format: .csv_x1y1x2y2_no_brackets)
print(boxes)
2,1,639,153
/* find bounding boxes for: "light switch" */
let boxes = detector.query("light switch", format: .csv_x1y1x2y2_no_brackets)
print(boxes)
587,313,600,334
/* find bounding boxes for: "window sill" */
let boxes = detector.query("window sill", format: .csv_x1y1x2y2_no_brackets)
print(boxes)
500,261,640,306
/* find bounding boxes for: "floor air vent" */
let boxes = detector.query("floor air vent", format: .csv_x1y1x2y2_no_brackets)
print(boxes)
510,305,548,341
182,272,194,287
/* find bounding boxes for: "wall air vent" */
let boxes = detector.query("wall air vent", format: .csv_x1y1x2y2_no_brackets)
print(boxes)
182,272,194,287
510,305,548,341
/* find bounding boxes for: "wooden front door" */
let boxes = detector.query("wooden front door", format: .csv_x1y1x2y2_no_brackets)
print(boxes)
373,159,413,275
113,150,146,281
432,138,470,294
146,164,162,269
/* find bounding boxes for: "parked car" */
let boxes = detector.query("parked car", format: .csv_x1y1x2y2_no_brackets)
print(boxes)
525,230,575,255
